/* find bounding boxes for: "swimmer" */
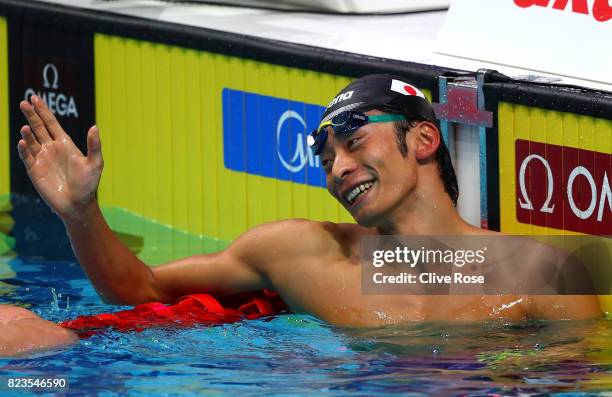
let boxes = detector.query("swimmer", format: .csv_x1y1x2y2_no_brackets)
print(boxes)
0,304,77,356
16,74,602,327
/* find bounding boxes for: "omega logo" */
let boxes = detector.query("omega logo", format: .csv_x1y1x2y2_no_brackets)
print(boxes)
518,155,611,222
24,63,79,118
42,63,59,89
276,110,320,173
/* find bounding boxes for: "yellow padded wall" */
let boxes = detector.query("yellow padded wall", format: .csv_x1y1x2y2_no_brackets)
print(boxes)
498,103,611,235
94,34,361,242
497,102,612,314
0,17,8,198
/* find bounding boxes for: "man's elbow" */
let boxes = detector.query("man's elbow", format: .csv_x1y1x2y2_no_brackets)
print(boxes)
95,274,165,305
97,289,160,306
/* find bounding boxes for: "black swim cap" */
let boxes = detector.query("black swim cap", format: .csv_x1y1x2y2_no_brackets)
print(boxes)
320,74,436,124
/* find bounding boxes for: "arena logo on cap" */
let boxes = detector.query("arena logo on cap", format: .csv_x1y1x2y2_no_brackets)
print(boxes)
390,79,425,98
222,88,326,188
326,90,354,109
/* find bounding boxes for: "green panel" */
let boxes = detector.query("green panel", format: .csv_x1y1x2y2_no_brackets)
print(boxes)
102,206,228,265
0,17,8,197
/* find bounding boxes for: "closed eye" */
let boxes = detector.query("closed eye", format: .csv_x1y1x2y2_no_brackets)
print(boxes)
347,137,360,149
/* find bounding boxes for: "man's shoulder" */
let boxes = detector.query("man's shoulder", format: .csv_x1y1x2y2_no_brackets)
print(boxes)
237,219,373,257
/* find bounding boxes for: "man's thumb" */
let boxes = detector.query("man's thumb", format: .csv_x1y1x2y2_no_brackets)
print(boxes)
87,125,103,165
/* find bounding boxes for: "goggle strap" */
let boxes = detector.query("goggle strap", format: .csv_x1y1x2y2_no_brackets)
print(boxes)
367,114,406,123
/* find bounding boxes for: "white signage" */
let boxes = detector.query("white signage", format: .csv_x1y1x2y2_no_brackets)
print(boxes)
24,63,79,118
518,154,611,223
436,0,612,84
276,110,320,173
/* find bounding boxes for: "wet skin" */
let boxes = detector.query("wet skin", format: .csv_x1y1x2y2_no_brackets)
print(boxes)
16,97,602,327
0,305,77,356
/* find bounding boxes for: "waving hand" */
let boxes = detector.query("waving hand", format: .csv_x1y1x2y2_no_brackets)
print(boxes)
17,95,103,220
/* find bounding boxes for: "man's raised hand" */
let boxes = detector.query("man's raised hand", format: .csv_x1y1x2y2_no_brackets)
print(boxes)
17,95,103,221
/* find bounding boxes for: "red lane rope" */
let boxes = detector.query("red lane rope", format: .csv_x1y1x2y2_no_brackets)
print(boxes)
59,290,287,338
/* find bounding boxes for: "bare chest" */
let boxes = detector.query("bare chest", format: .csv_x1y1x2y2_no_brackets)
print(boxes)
270,256,527,326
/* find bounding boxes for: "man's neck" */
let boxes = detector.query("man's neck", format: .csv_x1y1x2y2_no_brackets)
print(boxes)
375,184,470,236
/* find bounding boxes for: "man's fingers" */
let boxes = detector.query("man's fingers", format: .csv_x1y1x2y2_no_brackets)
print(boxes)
17,140,35,170
31,95,67,140
20,98,52,144
20,125,41,156
86,126,103,167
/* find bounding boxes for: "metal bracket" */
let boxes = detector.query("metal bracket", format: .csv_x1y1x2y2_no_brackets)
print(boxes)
432,74,493,128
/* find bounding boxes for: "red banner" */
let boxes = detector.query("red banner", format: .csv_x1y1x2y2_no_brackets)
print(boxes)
515,139,611,235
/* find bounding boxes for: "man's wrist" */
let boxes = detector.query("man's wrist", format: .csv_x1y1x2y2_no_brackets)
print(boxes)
61,199,101,228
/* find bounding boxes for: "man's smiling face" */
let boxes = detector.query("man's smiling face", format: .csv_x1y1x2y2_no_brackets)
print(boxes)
321,110,419,227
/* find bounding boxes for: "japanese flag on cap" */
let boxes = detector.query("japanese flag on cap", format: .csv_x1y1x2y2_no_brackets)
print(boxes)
319,74,437,125
390,79,426,99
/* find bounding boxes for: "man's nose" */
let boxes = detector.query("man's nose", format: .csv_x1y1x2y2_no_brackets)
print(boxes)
331,152,357,184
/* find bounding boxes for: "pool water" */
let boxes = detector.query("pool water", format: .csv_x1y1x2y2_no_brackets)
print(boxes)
2,256,612,396
1,199,611,396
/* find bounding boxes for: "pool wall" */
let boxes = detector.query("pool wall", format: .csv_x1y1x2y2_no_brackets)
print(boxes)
0,16,7,200
0,0,610,314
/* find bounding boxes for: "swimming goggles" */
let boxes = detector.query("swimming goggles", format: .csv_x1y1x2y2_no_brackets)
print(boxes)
307,111,406,155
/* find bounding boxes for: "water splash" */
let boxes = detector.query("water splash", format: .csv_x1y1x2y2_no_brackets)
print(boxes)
50,287,60,311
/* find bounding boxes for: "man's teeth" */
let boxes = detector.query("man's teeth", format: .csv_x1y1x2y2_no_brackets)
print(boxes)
346,181,374,204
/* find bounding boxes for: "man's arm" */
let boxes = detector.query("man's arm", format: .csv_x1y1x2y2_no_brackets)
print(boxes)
0,305,77,357
522,295,603,320
18,96,282,305
65,204,282,305
518,241,604,320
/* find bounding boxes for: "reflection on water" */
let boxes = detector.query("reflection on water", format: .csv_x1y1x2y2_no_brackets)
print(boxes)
1,255,611,395
343,319,612,394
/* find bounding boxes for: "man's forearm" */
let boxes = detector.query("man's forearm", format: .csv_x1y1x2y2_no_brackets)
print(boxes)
0,306,77,357
63,201,160,304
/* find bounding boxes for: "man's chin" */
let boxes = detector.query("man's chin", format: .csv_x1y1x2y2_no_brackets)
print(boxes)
352,210,380,228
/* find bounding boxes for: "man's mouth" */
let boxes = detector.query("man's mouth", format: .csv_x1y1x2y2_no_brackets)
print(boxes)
344,180,375,205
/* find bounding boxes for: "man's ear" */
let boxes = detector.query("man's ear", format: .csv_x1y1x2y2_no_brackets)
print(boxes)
413,121,440,161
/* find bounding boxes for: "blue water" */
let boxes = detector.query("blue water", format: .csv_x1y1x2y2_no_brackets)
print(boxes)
2,255,611,396
2,194,612,397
